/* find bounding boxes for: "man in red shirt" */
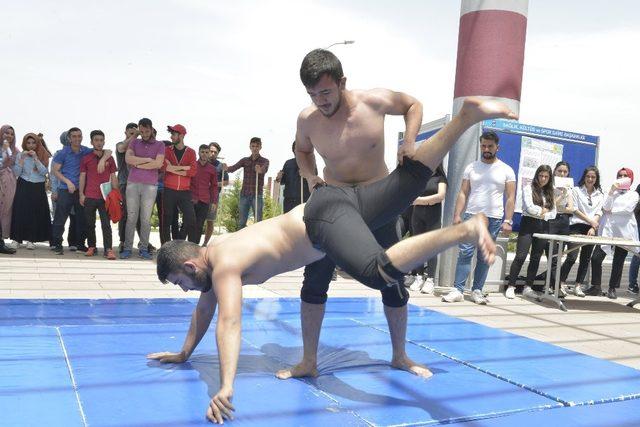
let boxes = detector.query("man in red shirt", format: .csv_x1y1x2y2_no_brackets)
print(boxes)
79,130,118,259
191,144,218,245
162,124,197,243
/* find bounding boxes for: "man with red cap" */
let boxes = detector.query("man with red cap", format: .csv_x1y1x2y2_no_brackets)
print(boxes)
162,124,198,243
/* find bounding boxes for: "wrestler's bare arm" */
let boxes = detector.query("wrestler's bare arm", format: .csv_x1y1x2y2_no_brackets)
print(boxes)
147,287,217,363
367,89,423,159
207,268,243,424
294,110,323,187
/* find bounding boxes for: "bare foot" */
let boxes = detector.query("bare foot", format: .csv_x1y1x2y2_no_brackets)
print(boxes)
464,214,496,265
275,361,319,380
391,356,433,379
460,97,519,123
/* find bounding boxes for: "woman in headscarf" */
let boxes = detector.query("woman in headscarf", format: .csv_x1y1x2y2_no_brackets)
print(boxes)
10,133,51,248
0,125,19,248
588,168,639,299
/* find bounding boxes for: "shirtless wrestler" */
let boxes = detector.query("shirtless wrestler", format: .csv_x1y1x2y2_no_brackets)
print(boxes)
147,97,517,424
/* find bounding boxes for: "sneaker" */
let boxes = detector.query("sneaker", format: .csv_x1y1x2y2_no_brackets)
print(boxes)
559,285,568,298
105,249,116,260
120,249,132,259
628,284,639,295
410,276,425,292
139,249,153,260
26,242,35,250
54,245,64,255
403,275,416,288
442,288,463,303
0,246,16,254
471,289,488,305
505,286,516,299
68,245,78,252
523,285,536,297
607,288,617,300
85,247,96,257
574,284,586,297
148,244,156,253
7,240,19,250
421,277,435,294
119,243,125,254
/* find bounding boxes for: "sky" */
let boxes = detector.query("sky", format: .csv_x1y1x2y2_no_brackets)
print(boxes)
2,0,638,189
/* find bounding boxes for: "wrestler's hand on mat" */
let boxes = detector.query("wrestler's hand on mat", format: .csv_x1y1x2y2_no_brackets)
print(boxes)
207,387,235,424
146,351,187,363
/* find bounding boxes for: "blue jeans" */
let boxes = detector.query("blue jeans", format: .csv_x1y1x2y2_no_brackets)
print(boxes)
52,190,86,247
238,194,263,229
453,213,503,292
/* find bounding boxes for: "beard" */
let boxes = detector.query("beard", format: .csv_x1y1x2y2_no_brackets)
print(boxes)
482,152,496,160
194,269,213,293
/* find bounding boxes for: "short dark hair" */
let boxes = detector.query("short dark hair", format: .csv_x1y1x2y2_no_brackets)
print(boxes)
138,118,153,128
250,137,262,145
300,49,344,87
156,240,202,284
68,127,81,136
480,130,499,144
199,144,209,151
90,130,105,141
209,142,221,152
126,122,138,130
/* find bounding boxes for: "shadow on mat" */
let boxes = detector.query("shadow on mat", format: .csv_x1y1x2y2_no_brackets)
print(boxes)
147,343,447,416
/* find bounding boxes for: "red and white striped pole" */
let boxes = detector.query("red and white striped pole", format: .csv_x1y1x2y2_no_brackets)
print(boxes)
440,0,528,288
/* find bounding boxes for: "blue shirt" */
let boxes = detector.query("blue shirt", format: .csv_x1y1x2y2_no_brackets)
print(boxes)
13,152,48,183
53,145,92,189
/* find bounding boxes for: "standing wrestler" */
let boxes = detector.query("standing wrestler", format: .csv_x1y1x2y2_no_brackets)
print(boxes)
277,49,426,380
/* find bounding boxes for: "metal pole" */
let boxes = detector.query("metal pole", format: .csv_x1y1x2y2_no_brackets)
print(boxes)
439,0,529,289
255,171,259,223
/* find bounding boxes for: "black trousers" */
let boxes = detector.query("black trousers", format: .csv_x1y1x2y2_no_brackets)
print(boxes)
410,204,442,277
302,158,431,307
283,197,301,214
591,245,628,289
560,223,595,284
193,201,211,244
543,213,572,283
84,197,112,250
508,216,548,286
161,188,197,243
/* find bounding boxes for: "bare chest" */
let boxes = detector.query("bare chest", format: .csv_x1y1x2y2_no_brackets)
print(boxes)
308,111,385,163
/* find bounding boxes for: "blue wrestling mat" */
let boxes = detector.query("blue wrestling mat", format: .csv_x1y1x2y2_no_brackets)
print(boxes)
2,298,640,426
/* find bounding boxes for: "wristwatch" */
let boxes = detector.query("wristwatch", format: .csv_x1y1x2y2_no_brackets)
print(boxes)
503,219,513,225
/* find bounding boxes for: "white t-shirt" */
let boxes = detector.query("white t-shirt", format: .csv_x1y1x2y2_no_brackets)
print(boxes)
463,159,516,219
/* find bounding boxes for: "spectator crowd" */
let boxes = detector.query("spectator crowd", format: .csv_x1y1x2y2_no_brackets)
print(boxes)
1,122,639,302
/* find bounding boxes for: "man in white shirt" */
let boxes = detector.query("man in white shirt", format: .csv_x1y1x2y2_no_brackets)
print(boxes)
443,130,516,304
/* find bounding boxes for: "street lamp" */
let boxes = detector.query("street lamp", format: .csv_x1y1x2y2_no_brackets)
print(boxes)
325,40,355,49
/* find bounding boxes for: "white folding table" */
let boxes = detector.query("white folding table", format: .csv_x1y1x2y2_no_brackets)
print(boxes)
531,233,640,311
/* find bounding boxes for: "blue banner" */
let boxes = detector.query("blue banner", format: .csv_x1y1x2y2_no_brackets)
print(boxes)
482,119,598,145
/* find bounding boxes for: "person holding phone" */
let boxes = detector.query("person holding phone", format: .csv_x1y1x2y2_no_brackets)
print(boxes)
589,168,639,299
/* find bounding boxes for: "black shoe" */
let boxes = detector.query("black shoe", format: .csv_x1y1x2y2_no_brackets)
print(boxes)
0,246,16,254
607,288,617,299
119,243,125,254
76,245,88,253
148,244,156,254
584,285,602,296
628,285,639,295
54,245,64,255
